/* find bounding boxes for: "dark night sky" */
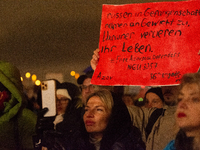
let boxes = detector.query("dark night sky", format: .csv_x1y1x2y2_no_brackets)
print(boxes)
0,0,182,85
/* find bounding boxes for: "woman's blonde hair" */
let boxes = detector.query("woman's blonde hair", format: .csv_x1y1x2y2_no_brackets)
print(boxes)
86,89,114,112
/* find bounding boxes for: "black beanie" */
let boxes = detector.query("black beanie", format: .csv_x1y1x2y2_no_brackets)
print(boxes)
144,87,164,102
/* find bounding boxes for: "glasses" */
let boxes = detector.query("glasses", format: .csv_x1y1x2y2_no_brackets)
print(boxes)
81,84,95,90
56,98,70,104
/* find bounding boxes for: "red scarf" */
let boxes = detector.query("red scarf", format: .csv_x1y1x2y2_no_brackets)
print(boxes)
0,91,10,111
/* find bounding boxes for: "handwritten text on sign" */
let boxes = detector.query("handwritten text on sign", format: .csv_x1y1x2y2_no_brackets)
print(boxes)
91,1,200,86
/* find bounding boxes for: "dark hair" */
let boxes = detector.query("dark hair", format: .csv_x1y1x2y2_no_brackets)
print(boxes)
77,70,94,85
144,87,164,102
57,82,81,100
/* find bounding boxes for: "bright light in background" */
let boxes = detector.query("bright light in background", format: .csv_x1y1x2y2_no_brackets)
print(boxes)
75,73,80,79
32,74,37,81
25,72,31,78
35,80,41,86
21,77,23,81
70,71,75,76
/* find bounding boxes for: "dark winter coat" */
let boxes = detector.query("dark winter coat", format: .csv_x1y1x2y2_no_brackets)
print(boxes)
69,93,146,150
41,82,83,149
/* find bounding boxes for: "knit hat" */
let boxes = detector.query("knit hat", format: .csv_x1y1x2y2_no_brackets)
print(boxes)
144,87,164,102
57,82,81,100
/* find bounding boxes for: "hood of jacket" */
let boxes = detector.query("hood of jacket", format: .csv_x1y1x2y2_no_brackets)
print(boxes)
78,92,133,150
0,61,25,122
99,92,132,149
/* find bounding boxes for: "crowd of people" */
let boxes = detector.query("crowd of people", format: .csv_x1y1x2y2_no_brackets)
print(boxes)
0,47,199,150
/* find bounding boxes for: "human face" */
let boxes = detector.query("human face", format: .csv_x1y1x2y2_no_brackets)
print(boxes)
145,92,164,108
83,96,111,139
176,83,200,137
81,78,96,105
56,94,69,115
161,86,179,106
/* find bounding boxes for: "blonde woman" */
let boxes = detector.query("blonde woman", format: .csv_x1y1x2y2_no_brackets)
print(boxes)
70,89,145,150
164,73,200,150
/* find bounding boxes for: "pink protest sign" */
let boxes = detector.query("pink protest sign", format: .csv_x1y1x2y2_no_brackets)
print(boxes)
91,0,200,86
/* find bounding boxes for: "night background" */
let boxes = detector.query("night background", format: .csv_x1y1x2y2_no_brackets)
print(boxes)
0,0,182,86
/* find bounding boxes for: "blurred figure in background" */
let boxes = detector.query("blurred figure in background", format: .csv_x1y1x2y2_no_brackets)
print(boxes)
53,82,77,129
55,82,82,135
0,61,37,150
122,94,134,106
133,87,149,108
77,70,99,106
25,84,42,114
120,86,146,107
145,85,179,150
143,87,164,109
35,81,82,149
162,85,179,106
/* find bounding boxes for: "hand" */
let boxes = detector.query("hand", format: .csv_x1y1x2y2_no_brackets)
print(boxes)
36,108,55,135
90,48,100,70
42,130,69,150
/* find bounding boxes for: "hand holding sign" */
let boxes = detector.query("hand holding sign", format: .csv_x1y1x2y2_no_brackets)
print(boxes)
91,0,200,86
90,48,100,71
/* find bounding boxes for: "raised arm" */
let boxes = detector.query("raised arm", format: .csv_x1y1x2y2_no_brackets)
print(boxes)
90,48,100,70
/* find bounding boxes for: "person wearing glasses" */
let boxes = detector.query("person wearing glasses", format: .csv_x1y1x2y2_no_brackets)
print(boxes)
77,70,99,106
35,82,83,149
53,84,74,128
